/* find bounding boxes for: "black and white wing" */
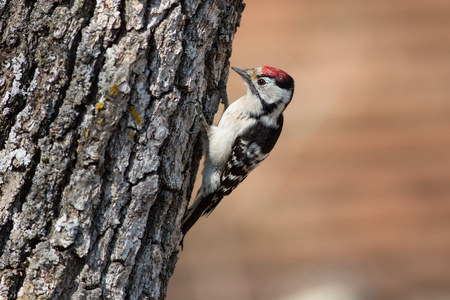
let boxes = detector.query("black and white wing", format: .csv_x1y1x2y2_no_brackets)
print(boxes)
181,116,284,235
205,116,284,214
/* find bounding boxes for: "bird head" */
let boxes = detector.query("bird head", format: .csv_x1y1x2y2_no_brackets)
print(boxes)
231,66,294,111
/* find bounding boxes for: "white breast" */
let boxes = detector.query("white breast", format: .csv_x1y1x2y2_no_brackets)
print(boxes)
207,95,259,167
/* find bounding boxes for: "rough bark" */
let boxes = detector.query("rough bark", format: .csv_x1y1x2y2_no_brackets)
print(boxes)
0,0,244,298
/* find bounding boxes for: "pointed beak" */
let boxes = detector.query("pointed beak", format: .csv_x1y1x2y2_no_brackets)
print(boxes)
231,67,252,84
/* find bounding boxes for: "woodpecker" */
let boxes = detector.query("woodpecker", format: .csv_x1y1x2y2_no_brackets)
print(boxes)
182,66,295,236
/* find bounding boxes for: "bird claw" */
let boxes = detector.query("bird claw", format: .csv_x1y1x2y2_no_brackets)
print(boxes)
185,100,202,108
186,100,206,134
219,80,229,110
187,115,201,134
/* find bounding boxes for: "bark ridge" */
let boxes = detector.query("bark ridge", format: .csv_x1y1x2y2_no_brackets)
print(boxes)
0,0,245,298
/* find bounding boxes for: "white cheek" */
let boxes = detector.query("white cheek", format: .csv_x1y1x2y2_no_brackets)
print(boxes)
261,86,292,105
280,89,292,102
260,87,279,103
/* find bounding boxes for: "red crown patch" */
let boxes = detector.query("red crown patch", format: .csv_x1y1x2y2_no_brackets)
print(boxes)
261,66,291,82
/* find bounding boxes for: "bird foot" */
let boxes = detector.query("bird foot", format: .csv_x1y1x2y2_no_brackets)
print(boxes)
219,80,229,110
186,100,209,134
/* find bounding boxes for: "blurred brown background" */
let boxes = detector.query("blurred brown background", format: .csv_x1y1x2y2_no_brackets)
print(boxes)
168,0,450,299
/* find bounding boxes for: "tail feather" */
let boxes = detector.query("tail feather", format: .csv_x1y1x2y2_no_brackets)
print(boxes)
181,192,223,236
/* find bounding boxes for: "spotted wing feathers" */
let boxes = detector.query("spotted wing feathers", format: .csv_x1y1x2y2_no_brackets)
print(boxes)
181,117,284,236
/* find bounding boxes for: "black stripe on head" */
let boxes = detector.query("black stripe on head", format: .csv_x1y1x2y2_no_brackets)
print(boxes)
258,74,294,90
274,75,294,89
261,66,294,90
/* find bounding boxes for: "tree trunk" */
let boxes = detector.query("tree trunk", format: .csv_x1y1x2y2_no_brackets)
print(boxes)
0,0,244,298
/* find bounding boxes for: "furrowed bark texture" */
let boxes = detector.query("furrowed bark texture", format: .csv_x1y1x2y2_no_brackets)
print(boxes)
0,0,244,298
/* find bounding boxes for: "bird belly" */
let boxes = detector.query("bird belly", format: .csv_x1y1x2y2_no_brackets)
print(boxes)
208,117,256,167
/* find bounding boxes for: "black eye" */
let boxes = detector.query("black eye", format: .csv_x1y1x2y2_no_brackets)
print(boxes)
257,79,266,86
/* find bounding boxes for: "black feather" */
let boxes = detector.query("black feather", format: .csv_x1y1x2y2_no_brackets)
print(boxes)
203,115,283,215
181,116,284,238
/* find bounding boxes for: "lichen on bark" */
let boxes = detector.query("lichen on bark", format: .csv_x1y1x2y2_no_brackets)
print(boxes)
0,0,245,298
